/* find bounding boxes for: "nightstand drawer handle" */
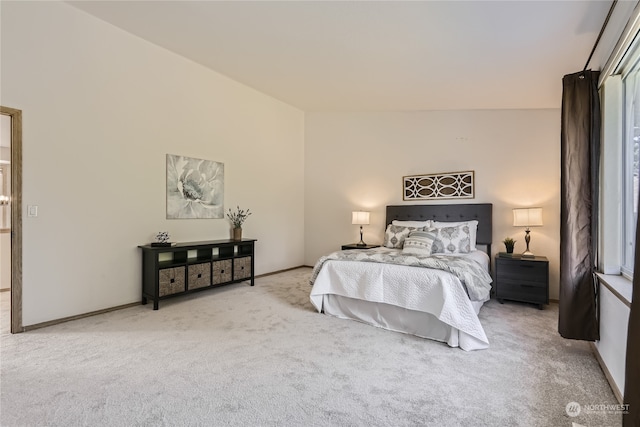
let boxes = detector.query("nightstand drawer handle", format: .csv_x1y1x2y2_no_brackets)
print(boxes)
519,265,535,268
521,284,537,288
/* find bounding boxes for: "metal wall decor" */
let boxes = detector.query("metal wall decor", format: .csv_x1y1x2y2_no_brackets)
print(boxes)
403,171,474,200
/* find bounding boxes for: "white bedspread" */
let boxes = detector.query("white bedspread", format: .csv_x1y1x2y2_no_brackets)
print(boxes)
309,251,490,351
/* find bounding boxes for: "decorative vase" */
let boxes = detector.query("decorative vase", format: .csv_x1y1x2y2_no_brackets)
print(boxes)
233,227,242,241
505,245,514,254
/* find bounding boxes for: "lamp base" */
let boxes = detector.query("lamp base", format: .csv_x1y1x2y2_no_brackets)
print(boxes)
356,226,366,246
521,229,535,257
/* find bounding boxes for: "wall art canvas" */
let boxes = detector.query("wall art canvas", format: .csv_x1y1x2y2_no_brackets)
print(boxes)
403,170,474,200
166,154,224,219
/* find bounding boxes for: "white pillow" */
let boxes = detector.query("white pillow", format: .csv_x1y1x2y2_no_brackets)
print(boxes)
391,219,432,228
431,224,471,254
431,220,478,251
402,229,436,256
383,224,420,249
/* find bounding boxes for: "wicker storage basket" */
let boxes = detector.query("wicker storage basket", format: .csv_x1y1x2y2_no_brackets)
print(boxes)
188,262,211,290
159,266,186,297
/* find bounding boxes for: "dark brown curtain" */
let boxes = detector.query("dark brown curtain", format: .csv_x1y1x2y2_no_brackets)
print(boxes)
558,70,600,341
623,192,640,425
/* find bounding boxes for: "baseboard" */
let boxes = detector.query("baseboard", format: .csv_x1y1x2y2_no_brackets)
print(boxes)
255,265,310,278
22,302,140,332
21,266,311,332
590,342,624,404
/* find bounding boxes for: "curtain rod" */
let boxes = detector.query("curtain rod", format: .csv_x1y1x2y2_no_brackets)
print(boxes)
583,0,618,72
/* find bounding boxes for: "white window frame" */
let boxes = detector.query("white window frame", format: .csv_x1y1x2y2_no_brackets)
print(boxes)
599,6,640,281
619,38,640,279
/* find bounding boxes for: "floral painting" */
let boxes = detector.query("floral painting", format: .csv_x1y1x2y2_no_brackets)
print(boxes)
166,154,224,219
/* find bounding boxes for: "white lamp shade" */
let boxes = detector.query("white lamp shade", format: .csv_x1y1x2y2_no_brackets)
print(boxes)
352,211,370,225
513,207,543,227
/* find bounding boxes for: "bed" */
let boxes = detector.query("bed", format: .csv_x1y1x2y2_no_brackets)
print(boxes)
309,203,493,351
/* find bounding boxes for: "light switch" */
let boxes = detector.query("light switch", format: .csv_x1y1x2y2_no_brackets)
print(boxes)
27,205,38,217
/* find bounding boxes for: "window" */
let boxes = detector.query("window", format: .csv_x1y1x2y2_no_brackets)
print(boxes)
621,44,640,278
600,19,640,280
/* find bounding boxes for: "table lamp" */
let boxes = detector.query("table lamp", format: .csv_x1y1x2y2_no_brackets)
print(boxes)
513,207,543,257
352,211,370,246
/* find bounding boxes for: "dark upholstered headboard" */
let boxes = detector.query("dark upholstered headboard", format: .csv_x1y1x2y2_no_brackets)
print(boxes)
385,203,493,247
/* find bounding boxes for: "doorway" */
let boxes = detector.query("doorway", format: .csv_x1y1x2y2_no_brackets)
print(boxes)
0,106,23,334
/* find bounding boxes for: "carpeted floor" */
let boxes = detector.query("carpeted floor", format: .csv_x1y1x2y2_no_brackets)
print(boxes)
0,268,621,426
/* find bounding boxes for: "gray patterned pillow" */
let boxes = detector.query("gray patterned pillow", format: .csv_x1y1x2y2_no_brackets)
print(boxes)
402,229,437,256
432,220,479,250
383,224,420,248
431,225,471,254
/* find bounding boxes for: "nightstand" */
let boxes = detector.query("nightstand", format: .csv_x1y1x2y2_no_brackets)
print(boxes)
495,255,549,310
341,244,380,250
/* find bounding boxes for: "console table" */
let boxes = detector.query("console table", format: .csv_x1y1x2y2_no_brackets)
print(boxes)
138,239,256,310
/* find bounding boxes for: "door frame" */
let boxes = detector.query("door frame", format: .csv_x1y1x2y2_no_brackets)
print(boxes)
0,106,23,333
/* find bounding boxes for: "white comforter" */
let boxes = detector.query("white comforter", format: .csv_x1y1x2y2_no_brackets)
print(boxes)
309,249,491,351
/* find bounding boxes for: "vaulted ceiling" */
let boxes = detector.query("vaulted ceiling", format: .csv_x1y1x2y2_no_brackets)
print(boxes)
68,1,614,111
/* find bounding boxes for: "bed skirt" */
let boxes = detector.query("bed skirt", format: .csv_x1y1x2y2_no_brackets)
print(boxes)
321,294,488,351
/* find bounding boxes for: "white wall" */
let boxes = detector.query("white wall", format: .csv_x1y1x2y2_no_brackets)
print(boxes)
1,1,305,326
305,110,562,299
594,284,630,400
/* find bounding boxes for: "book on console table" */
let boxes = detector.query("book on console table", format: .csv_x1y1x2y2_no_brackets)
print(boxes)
150,242,176,247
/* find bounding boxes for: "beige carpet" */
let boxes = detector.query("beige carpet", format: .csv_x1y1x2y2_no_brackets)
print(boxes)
0,268,621,426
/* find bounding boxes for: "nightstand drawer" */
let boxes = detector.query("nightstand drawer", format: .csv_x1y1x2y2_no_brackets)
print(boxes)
498,262,547,280
498,283,547,303
498,277,546,289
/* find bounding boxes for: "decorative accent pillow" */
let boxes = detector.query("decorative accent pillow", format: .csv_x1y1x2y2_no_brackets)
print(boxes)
402,229,436,256
431,224,471,254
431,220,479,251
391,220,432,228
383,225,420,248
